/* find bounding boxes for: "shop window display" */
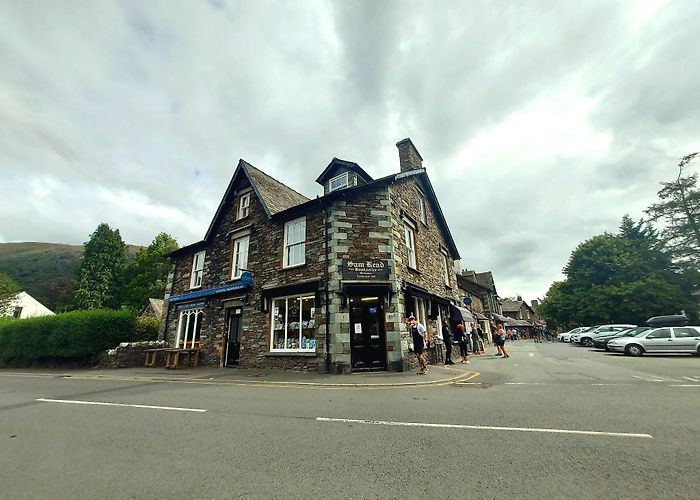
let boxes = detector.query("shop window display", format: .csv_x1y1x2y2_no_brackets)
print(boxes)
271,295,316,351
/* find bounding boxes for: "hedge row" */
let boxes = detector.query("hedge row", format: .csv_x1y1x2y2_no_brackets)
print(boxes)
0,310,159,366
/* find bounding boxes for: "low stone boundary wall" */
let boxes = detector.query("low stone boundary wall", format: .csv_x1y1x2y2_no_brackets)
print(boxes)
101,341,166,368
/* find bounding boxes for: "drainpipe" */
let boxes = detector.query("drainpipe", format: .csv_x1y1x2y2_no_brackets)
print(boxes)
324,205,331,374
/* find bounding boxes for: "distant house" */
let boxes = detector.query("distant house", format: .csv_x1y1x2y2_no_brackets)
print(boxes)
141,298,164,319
2,291,54,319
501,296,540,332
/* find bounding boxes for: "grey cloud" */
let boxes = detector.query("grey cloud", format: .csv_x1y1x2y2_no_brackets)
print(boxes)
1,0,699,301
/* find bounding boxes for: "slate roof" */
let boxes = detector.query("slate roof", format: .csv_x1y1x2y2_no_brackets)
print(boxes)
501,299,523,313
315,158,374,185
142,298,164,318
243,161,310,215
502,298,536,315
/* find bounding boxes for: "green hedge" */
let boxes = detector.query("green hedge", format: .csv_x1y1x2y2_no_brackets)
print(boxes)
0,310,159,366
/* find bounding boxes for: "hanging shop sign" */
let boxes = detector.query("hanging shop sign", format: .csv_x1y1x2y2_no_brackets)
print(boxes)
342,259,390,281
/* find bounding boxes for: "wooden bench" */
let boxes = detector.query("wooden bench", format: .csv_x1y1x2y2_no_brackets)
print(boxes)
144,348,167,367
164,348,200,369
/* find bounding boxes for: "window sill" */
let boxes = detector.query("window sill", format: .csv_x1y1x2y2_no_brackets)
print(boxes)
407,266,421,275
281,263,307,271
187,285,202,291
266,351,318,357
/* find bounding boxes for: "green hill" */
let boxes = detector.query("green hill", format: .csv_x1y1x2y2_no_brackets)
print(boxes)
0,242,141,312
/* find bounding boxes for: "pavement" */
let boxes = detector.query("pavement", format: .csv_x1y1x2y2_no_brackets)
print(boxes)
0,352,482,387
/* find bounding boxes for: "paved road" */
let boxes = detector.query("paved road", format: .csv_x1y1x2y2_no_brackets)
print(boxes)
1,341,698,499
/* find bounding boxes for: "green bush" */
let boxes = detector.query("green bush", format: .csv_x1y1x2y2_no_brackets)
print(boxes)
0,309,157,366
134,316,160,341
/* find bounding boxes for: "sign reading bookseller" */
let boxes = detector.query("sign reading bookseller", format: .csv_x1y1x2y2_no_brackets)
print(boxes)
342,259,390,281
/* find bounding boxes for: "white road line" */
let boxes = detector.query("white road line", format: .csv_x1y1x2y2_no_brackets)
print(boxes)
316,417,653,439
590,383,631,386
683,376,699,382
36,398,207,413
669,385,700,388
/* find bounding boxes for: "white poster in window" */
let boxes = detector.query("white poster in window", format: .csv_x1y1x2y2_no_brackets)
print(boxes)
354,323,362,334
310,307,315,317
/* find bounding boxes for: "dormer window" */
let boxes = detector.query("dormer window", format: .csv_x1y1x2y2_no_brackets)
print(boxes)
329,172,349,192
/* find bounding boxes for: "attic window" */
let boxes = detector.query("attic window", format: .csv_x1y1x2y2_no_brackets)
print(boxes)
418,190,427,224
329,172,349,192
238,193,250,220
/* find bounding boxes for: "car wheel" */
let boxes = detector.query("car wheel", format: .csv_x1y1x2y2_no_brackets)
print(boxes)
625,344,644,357
582,338,593,347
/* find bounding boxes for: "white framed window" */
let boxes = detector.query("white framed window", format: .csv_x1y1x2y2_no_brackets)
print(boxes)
413,297,428,334
176,307,203,349
404,222,417,269
270,294,316,351
231,236,249,279
238,192,250,219
418,194,427,224
190,251,205,289
329,172,349,192
283,216,306,268
441,249,450,286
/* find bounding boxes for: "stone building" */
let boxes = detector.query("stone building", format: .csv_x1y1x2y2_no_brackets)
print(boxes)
161,138,463,373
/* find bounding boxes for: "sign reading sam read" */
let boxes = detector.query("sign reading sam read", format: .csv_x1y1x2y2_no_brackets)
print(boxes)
342,259,390,280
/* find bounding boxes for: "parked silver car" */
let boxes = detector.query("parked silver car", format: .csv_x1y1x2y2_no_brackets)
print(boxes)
577,324,636,347
607,326,700,356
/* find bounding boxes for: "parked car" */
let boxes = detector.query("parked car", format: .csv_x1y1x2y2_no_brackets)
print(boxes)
560,327,589,343
607,326,700,356
592,327,650,350
577,324,637,347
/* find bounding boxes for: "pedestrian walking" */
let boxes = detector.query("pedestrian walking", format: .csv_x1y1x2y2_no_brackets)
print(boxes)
442,319,455,365
454,323,470,364
408,315,429,374
470,324,482,355
496,323,510,358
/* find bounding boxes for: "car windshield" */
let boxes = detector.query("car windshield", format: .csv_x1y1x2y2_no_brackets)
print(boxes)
623,327,650,337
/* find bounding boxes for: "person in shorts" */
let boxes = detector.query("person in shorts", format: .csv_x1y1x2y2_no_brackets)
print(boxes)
408,315,428,374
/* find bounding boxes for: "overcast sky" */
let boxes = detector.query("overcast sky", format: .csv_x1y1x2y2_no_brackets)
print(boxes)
1,0,699,302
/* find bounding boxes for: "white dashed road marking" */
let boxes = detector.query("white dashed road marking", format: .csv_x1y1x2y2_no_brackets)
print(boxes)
316,417,653,439
36,398,207,412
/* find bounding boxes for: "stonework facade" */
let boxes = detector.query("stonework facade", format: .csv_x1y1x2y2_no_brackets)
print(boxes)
162,139,464,373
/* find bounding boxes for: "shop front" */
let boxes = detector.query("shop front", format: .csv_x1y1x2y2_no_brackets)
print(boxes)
342,259,392,372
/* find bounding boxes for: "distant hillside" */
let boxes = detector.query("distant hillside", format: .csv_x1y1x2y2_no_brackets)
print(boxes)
0,242,141,312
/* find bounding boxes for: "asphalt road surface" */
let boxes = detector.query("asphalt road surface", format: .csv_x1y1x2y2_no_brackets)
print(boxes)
1,341,698,499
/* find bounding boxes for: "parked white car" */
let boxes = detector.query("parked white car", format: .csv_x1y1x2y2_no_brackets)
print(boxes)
607,326,700,356
559,327,589,342
577,324,637,347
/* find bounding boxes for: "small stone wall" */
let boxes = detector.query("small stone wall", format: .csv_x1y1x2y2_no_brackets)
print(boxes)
101,341,167,368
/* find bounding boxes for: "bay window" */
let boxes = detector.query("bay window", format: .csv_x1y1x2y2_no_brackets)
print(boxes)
270,295,316,351
176,307,203,348
283,217,306,268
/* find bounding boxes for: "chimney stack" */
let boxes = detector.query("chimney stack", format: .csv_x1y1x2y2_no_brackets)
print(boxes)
531,300,539,308
396,138,423,173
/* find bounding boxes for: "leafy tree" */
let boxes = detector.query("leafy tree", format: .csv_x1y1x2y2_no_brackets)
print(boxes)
120,233,178,312
71,223,126,310
0,271,21,316
645,153,700,267
539,216,698,329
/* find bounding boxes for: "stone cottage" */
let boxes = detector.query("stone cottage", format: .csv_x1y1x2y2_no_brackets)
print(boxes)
161,138,463,373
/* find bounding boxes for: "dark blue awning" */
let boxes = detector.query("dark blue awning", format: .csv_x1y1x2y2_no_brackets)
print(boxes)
167,272,253,304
